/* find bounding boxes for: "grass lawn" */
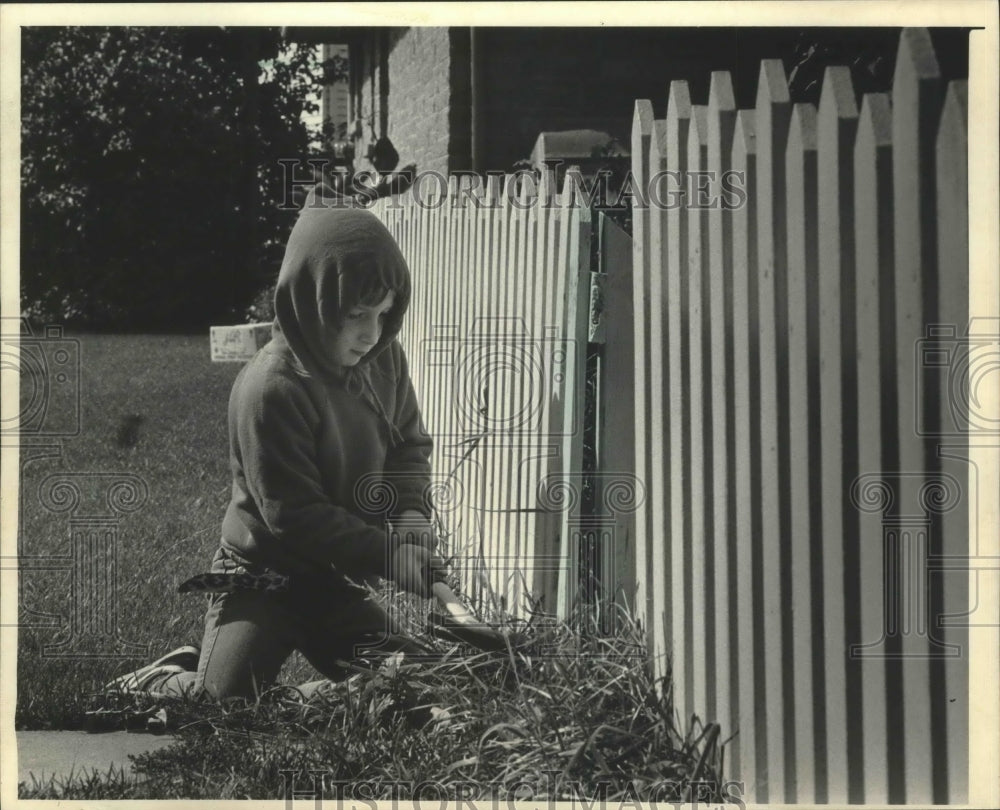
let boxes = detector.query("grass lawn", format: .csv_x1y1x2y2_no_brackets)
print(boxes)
15,333,724,800
17,333,244,728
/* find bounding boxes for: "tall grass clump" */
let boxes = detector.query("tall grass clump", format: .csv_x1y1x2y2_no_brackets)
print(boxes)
21,591,727,801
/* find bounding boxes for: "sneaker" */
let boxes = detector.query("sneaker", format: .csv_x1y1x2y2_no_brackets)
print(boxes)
103,645,200,694
104,663,186,695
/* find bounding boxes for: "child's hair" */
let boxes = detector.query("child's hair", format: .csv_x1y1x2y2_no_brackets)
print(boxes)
322,251,408,332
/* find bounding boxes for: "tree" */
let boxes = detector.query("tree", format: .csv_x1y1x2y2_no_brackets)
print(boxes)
20,27,321,329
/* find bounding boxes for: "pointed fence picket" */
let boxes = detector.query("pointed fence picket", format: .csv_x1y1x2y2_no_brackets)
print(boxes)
664,81,693,725
706,71,739,785
730,106,763,796
853,89,894,804
631,100,655,640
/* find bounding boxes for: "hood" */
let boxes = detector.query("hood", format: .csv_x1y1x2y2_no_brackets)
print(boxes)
271,205,411,382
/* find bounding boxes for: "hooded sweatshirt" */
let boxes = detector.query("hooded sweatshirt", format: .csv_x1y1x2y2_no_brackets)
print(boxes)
219,206,432,582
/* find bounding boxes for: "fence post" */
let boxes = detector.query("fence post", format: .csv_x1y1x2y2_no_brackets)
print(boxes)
785,99,820,803
647,117,671,680
596,212,636,622
554,169,591,619
754,57,793,803
706,70,738,781
631,100,655,638
730,108,764,803
664,80,693,725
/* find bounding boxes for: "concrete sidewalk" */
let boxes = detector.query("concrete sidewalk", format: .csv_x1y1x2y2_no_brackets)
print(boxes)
17,730,176,787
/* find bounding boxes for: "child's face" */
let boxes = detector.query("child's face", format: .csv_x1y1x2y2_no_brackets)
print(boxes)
328,289,396,367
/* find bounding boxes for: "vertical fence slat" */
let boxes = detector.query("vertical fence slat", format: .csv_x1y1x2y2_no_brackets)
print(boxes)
731,109,764,802
811,67,861,802
785,100,820,803
489,181,516,611
443,176,462,573
631,100,655,635
486,177,512,612
891,28,944,804
686,103,714,724
816,65,861,805
647,118,671,680
550,171,577,613
852,91,894,804
469,176,497,608
428,180,448,540
537,176,565,606
706,71,738,782
511,176,533,611
502,173,519,610
935,78,969,805
755,57,793,803
457,175,476,556
665,81,693,725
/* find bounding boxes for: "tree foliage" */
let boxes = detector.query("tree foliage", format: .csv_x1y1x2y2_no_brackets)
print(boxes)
21,27,321,329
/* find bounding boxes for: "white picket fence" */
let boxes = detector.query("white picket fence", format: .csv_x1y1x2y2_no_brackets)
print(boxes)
628,27,969,804
372,173,595,619
211,24,973,804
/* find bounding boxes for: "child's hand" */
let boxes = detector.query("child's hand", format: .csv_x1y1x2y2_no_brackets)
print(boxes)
391,510,439,551
390,543,444,598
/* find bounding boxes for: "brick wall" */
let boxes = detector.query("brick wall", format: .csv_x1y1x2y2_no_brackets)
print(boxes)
352,28,460,177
